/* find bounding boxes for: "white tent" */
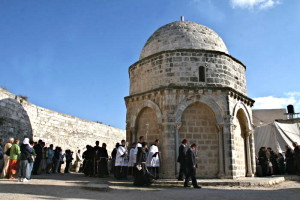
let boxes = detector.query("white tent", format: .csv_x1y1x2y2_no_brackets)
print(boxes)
254,122,300,155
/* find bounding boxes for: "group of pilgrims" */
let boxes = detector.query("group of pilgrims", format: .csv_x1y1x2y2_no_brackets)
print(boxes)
0,138,75,182
257,142,300,177
81,136,160,186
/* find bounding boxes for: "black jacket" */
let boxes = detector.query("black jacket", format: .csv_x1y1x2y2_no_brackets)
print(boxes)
20,144,32,160
177,144,187,163
136,148,147,165
34,144,43,159
185,148,196,168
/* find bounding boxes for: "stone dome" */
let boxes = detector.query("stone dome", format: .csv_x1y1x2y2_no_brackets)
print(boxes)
140,21,228,60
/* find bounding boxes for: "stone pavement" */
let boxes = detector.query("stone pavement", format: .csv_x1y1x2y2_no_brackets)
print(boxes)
0,173,299,200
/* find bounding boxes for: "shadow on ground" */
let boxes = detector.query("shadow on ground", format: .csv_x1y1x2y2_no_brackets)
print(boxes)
1,173,300,200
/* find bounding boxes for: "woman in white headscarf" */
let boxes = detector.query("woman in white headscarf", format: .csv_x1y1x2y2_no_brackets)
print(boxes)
18,138,32,182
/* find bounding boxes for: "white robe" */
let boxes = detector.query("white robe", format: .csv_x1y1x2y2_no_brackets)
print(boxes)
133,142,142,164
115,146,128,166
127,148,136,167
146,145,160,167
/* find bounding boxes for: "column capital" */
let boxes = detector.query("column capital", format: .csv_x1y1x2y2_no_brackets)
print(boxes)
175,122,182,130
216,124,224,132
245,129,253,136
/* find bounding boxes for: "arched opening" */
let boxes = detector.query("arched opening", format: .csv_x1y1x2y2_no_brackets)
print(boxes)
135,107,160,143
178,102,219,178
233,109,249,177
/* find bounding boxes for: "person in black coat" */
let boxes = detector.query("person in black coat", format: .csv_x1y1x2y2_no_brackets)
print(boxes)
285,145,295,174
134,142,153,186
177,139,188,181
98,143,109,177
184,143,201,189
293,142,300,176
258,147,269,176
32,140,43,175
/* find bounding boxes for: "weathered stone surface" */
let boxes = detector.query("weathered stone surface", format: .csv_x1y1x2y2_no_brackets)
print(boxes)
129,51,247,96
140,21,228,59
0,88,125,153
125,20,255,179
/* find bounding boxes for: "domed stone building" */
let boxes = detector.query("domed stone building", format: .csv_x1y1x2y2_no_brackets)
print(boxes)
125,19,255,179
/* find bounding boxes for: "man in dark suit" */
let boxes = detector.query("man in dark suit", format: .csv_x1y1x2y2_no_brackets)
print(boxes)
184,143,201,189
177,139,188,181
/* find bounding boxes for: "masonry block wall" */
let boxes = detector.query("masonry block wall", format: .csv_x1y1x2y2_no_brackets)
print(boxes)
0,88,126,153
129,50,247,96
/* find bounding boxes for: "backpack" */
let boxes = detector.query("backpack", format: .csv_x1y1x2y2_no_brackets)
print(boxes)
5,148,11,156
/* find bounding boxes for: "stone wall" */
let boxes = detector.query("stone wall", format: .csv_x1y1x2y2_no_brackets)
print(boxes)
129,50,247,96
179,102,219,178
125,87,255,179
0,88,126,154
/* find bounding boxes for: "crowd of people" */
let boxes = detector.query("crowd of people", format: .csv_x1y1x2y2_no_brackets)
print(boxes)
0,138,75,182
80,136,160,186
257,142,300,176
2,135,299,187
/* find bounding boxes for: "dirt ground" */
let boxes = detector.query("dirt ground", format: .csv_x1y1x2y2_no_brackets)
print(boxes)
0,173,300,200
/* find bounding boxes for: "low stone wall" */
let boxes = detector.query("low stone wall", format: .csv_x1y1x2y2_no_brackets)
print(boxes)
0,88,126,154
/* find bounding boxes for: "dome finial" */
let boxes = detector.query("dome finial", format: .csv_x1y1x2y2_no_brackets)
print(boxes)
180,16,184,21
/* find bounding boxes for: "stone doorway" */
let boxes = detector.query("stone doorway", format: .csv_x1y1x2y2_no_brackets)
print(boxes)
233,109,249,177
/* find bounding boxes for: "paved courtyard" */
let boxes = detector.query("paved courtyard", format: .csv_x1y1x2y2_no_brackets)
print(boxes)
0,173,300,200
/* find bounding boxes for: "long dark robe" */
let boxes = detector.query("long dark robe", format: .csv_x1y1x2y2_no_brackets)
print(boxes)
134,148,153,186
270,151,279,175
285,147,295,174
98,148,109,177
83,149,96,176
111,148,117,176
258,149,268,176
294,145,300,175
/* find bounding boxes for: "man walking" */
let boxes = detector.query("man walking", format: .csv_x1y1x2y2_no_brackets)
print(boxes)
177,139,188,181
184,143,201,189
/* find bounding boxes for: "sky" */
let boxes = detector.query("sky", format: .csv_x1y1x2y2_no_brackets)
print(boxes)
0,0,299,129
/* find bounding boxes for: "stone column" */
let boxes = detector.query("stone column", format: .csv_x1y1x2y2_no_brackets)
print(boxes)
175,122,181,177
222,115,235,178
217,124,225,178
131,127,136,143
249,129,256,174
245,130,254,177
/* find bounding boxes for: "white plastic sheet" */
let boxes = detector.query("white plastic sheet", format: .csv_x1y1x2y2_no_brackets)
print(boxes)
254,122,300,154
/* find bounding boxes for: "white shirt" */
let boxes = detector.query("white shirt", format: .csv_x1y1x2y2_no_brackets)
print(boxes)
127,148,136,167
115,146,128,166
133,142,142,164
146,145,160,167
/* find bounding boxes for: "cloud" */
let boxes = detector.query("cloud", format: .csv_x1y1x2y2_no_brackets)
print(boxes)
253,92,300,112
230,0,281,10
